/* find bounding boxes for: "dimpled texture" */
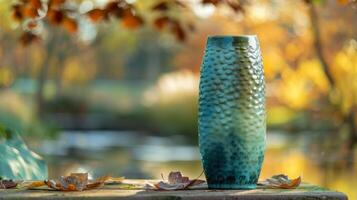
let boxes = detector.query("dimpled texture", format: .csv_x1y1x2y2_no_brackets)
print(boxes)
198,36,266,189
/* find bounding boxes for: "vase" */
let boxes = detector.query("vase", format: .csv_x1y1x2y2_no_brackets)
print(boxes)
198,35,266,189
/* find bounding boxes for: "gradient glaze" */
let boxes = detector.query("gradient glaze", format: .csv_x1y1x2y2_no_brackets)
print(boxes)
198,35,266,189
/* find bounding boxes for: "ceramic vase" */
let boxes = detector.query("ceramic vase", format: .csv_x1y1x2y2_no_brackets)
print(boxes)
198,35,266,189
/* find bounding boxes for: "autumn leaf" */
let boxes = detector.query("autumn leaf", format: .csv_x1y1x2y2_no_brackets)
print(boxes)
121,9,144,30
112,7,124,18
29,0,42,9
259,174,301,189
47,9,64,24
0,180,18,189
170,21,186,41
49,0,66,8
25,180,46,189
25,173,124,191
105,1,119,13
152,1,169,11
87,9,106,22
60,173,88,191
227,1,244,13
62,17,78,33
202,0,222,5
150,171,205,190
154,16,170,30
23,5,39,18
20,32,39,46
12,4,24,21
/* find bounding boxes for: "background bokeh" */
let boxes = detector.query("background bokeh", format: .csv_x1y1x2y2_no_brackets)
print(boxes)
0,0,356,199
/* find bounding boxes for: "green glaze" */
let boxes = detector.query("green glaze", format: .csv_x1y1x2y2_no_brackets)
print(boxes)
199,35,266,189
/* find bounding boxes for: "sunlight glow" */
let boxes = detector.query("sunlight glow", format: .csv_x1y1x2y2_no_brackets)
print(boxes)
191,2,216,18
143,70,198,106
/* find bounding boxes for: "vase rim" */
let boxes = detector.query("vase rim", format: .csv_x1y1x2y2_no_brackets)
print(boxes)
208,35,257,39
208,35,257,42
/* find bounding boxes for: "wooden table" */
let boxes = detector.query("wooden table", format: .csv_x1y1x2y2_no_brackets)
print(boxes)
0,181,348,200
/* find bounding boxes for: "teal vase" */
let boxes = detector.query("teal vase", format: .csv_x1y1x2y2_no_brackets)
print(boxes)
198,35,266,189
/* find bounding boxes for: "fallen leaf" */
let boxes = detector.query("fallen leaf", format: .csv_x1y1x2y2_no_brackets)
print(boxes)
0,180,18,189
25,180,46,189
151,171,205,190
24,173,124,191
59,173,88,191
106,176,125,184
259,174,301,189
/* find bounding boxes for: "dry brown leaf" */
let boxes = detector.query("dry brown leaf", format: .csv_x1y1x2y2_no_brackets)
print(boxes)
59,173,88,191
0,180,18,189
152,171,205,191
85,175,111,190
259,174,301,189
25,173,124,191
25,180,46,189
105,176,125,184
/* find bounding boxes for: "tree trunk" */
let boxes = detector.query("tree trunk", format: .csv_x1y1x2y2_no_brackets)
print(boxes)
308,2,356,167
36,35,57,118
346,111,357,167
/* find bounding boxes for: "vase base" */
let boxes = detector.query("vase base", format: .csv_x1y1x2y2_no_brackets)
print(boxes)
208,184,256,190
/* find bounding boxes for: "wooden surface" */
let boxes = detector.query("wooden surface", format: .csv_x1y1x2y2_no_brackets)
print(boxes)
0,181,348,200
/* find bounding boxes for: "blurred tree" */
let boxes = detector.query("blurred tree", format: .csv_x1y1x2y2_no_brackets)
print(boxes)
305,0,357,167
3,0,357,164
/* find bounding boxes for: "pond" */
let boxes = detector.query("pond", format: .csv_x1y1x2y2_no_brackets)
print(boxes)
34,130,356,199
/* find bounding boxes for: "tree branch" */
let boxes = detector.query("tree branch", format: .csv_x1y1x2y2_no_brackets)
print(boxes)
308,3,335,86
